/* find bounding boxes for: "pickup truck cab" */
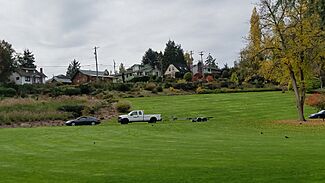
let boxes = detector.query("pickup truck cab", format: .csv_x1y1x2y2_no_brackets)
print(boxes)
118,110,162,124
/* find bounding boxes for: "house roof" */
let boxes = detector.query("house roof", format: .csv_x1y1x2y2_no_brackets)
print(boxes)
172,63,190,73
16,68,47,78
49,75,72,83
79,70,113,78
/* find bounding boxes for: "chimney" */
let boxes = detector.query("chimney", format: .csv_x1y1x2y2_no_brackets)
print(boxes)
40,68,43,74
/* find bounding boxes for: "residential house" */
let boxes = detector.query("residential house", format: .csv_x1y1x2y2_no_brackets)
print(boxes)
47,75,72,85
164,63,190,79
114,64,162,83
192,61,221,77
9,67,47,85
72,70,114,85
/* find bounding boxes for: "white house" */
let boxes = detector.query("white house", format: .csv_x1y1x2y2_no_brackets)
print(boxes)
164,64,189,78
114,64,162,83
9,68,47,85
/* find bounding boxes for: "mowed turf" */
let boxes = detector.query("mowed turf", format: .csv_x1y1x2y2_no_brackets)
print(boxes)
1,92,325,183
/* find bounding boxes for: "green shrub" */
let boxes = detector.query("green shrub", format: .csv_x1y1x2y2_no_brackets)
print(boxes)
0,87,16,97
172,82,196,91
64,87,81,96
115,101,132,113
58,105,85,117
156,86,163,92
113,83,132,92
79,84,94,95
183,72,193,82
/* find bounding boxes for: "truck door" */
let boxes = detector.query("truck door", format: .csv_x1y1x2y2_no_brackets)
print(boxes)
129,111,140,122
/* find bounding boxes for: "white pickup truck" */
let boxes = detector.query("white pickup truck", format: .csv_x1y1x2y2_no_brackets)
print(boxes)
118,110,162,124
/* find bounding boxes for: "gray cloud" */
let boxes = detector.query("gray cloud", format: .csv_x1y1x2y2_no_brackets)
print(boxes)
0,0,258,77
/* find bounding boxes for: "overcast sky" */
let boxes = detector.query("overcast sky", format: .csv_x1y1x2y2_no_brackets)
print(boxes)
0,0,258,77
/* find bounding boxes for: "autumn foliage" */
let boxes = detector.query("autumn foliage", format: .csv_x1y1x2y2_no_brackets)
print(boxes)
306,94,325,110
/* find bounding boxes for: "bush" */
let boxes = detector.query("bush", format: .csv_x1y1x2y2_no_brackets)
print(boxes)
58,105,85,117
0,87,16,97
306,93,325,110
115,101,132,113
156,86,163,92
206,75,214,83
196,87,214,94
79,84,94,95
172,82,197,91
63,87,81,96
113,83,132,92
144,83,157,91
183,72,193,82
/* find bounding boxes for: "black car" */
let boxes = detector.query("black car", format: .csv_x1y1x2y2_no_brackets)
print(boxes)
65,117,101,126
309,110,325,120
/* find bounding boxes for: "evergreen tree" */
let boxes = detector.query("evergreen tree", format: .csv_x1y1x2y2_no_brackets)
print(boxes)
20,49,36,68
0,40,16,83
66,59,81,79
142,48,158,68
205,53,218,68
162,40,186,72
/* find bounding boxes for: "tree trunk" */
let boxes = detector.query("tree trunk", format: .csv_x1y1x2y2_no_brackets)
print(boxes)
289,69,306,122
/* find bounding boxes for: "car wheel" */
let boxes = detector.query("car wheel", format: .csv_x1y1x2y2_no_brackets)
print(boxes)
71,122,76,126
91,122,96,126
121,119,129,125
149,118,157,123
197,118,202,122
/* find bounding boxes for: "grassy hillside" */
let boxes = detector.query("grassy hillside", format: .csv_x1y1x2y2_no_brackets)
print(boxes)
0,92,324,183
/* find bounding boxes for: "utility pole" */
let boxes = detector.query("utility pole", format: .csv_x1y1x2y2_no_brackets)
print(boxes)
199,51,204,63
113,60,116,75
94,46,99,81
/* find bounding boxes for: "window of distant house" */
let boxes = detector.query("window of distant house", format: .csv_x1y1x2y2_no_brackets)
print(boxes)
16,77,20,80
169,68,171,72
25,76,31,82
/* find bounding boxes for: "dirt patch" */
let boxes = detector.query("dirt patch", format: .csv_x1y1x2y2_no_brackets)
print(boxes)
274,119,325,126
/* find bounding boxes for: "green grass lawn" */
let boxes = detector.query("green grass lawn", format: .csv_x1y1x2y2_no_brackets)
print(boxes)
1,92,325,183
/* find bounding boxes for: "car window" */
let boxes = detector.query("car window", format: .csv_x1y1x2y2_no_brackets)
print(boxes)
131,112,138,116
139,111,142,115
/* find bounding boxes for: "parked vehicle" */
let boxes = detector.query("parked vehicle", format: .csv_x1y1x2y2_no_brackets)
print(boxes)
118,110,162,124
309,110,325,120
65,117,101,126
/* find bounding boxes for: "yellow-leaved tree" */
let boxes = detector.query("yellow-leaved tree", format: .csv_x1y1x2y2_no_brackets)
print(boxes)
258,0,325,121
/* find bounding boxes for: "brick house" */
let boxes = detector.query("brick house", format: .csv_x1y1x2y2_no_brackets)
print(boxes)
72,70,114,85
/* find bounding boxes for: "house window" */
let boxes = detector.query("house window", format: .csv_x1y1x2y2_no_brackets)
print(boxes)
16,77,20,80
169,68,171,72
25,76,31,82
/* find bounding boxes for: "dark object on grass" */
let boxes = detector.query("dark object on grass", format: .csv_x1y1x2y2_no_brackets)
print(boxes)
65,117,100,126
285,136,289,139
192,117,210,122
309,110,325,121
261,132,263,135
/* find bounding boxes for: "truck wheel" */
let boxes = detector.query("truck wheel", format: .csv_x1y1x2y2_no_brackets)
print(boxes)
197,118,202,122
121,119,129,125
149,118,157,123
